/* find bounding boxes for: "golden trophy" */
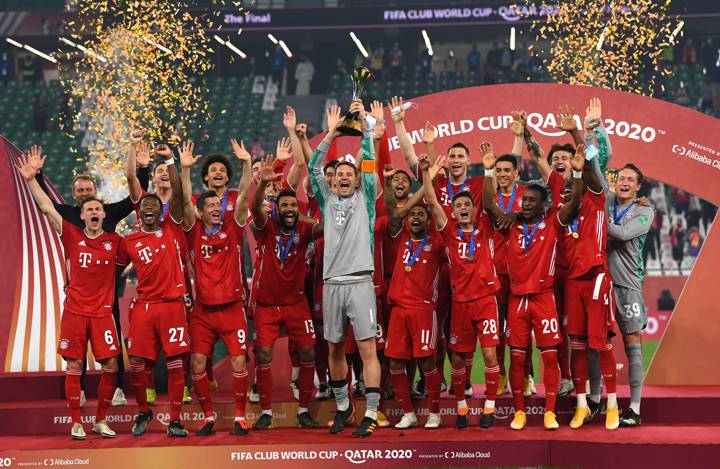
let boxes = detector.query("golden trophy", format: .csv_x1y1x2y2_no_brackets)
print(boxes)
337,66,374,136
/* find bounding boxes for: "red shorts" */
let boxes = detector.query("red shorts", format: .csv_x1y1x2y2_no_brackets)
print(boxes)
449,296,500,352
253,301,315,349
127,298,190,361
507,290,561,349
345,297,386,354
190,301,248,357
384,305,437,361
564,270,617,350
57,311,120,361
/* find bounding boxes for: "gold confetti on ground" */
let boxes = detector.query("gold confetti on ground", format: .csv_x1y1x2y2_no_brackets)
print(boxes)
526,0,679,94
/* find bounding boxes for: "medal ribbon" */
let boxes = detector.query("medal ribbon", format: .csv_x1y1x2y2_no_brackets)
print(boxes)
523,218,542,251
406,234,429,269
160,200,170,221
613,200,635,224
497,183,518,214
446,178,469,201
457,227,476,260
279,228,296,266
570,216,579,238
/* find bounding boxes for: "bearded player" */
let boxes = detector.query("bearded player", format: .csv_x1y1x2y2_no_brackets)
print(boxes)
250,156,322,430
481,141,585,431
18,154,129,440
123,144,190,437
179,139,253,436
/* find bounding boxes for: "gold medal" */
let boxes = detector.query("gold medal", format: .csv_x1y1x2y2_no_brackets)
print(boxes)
467,255,475,262
572,232,579,239
405,265,412,272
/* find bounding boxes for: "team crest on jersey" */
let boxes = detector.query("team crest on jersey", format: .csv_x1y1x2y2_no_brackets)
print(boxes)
538,222,546,229
449,335,457,345
219,232,227,239
58,339,69,350
103,241,112,251
293,234,300,243
423,245,432,252
226,203,234,211
127,338,133,349
155,230,163,238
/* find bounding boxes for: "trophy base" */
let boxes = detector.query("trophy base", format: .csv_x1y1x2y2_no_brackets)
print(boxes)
337,116,364,137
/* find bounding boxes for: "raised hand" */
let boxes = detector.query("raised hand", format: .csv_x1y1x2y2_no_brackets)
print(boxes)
259,155,281,182
418,153,431,172
326,105,342,131
283,105,297,131
275,137,292,161
130,128,146,144
510,111,525,137
370,100,384,121
16,155,41,181
230,138,251,162
480,141,496,170
557,105,577,132
429,154,447,180
179,141,201,168
585,97,602,130
156,144,172,159
349,99,366,119
635,196,652,207
136,141,151,167
421,121,436,144
382,164,397,179
570,143,586,171
390,96,405,122
27,145,46,172
295,123,307,139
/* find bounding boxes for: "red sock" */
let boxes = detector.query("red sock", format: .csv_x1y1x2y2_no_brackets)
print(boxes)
570,340,589,395
423,367,441,414
65,369,82,424
96,366,117,421
496,343,506,376
599,345,617,394
484,364,500,402
298,361,315,408
510,349,526,413
232,368,249,418
192,371,213,418
450,366,466,403
524,346,533,376
129,362,149,413
435,337,447,379
256,363,273,411
390,366,412,413
167,359,185,421
144,365,155,390
558,328,571,379
205,358,214,383
541,349,560,413
464,356,474,386
290,347,300,368
315,339,329,384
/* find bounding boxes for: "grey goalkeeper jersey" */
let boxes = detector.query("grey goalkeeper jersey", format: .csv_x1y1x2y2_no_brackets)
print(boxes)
309,133,377,280
606,191,655,291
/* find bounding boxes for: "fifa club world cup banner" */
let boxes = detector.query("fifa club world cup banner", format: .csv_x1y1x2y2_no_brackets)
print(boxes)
0,83,719,385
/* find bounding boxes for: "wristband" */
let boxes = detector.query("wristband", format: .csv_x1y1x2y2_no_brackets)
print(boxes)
572,170,583,179
164,158,175,166
484,169,494,177
585,144,598,161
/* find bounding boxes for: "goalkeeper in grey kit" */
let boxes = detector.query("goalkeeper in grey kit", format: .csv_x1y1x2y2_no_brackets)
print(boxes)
309,99,381,438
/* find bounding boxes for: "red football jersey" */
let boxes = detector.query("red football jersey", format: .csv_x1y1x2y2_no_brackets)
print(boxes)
439,217,499,301
546,171,569,269
432,173,484,219
505,211,562,295
251,219,315,306
377,216,401,282
60,220,129,317
373,219,387,295
185,218,245,306
492,183,526,275
387,225,447,308
123,217,187,302
192,188,241,229
561,188,608,279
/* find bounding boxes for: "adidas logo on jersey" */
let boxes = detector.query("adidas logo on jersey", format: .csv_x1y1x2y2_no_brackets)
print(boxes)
180,341,188,346
135,242,142,247
492,334,499,340
421,345,429,351
78,240,86,246
109,344,117,351
553,333,560,339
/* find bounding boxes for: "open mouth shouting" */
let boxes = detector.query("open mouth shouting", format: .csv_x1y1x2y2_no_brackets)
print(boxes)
554,163,567,176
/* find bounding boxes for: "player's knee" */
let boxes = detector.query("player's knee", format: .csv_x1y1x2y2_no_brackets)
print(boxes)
450,352,465,368
481,347,498,366
255,347,273,365
230,355,247,371
418,356,435,372
191,353,207,372
101,357,119,373
66,358,83,372
388,358,404,371
297,345,315,363
129,356,144,365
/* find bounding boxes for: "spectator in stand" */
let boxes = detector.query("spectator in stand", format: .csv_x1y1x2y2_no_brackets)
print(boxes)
294,56,314,96
32,94,48,134
467,44,481,74
371,46,385,81
20,55,36,83
657,290,676,311
271,45,287,88
681,39,697,64
0,52,13,82
670,217,686,275
673,188,690,214
643,209,662,272
701,199,717,229
686,195,702,230
487,42,501,70
687,227,702,257
389,42,403,81
336,58,348,77
420,49,433,77
445,48,458,73
499,41,513,71
353,52,364,69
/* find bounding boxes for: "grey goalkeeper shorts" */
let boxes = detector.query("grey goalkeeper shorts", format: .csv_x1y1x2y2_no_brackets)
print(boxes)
613,285,647,335
323,276,377,344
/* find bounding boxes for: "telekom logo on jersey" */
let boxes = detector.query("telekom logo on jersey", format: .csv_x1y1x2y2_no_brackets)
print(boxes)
78,252,93,268
137,246,154,264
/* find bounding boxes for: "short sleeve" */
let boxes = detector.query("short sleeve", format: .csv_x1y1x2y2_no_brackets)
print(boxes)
547,171,564,202
60,219,79,241
116,236,130,266
251,217,271,243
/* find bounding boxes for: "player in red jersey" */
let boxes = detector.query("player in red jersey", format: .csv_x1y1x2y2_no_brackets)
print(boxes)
481,140,585,431
420,154,503,429
381,162,446,430
18,155,129,440
250,157,323,430
179,139,253,436
123,144,190,438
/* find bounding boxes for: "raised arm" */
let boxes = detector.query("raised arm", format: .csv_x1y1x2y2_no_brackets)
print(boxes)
510,111,525,157
557,105,584,146
17,152,62,232
231,139,253,226
354,99,378,206
126,129,149,203
295,124,313,165
480,141,504,224
390,96,419,170
608,207,654,241
309,108,341,216
251,156,281,229
283,106,305,190
156,144,183,222
421,121,437,166
179,140,201,229
557,144,586,225
420,154,448,229
523,115,551,182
